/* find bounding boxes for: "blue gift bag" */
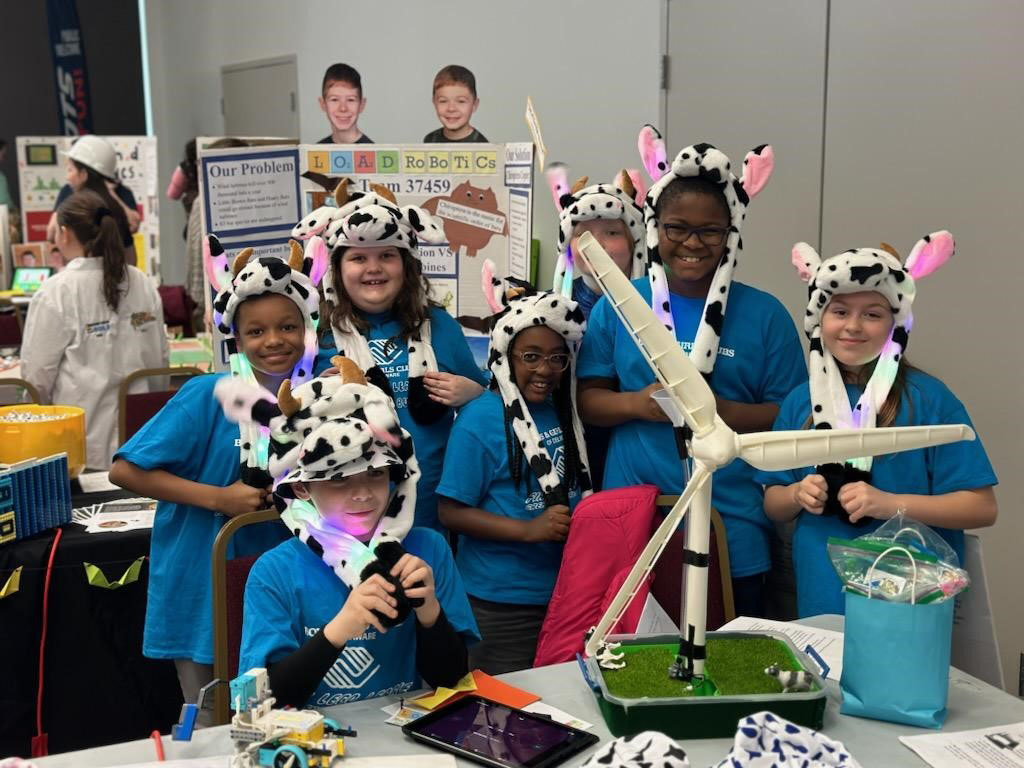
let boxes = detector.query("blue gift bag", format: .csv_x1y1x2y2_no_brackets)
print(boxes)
839,546,954,728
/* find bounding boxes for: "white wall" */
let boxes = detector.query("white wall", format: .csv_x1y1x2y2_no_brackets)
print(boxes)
144,0,663,285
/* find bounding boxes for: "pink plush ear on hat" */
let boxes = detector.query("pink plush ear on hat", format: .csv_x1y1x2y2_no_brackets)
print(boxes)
791,242,820,282
740,145,774,199
624,168,647,206
305,235,329,287
638,124,668,182
203,234,232,292
904,230,954,279
481,259,502,314
545,163,570,212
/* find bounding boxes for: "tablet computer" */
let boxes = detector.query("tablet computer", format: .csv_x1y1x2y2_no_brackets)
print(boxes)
402,695,599,768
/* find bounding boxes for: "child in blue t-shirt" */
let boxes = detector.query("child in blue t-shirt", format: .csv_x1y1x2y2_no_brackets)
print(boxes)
109,236,327,708
548,166,647,319
577,138,804,617
438,270,592,674
226,358,478,707
311,185,488,531
759,233,998,617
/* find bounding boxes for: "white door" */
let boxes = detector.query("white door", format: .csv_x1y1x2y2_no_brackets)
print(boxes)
221,55,299,138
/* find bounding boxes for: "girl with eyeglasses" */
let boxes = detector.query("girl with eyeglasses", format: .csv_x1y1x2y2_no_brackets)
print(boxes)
438,268,592,674
577,136,806,618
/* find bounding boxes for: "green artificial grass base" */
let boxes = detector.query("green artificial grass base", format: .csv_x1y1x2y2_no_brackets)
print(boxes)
600,636,816,699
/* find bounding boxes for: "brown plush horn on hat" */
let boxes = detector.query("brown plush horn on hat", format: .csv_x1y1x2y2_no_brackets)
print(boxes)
505,286,526,301
332,178,350,207
277,379,301,418
616,168,636,201
330,355,368,385
231,248,253,276
879,242,902,260
288,240,304,271
371,184,397,204
569,176,589,195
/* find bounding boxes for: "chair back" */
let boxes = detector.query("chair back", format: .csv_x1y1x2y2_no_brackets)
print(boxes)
118,367,204,444
0,377,40,406
211,508,279,725
650,496,735,631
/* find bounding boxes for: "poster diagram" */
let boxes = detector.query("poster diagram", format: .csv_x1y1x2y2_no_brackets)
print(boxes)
15,136,160,276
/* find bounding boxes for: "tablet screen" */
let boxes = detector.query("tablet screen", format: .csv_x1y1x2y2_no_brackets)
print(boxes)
404,696,597,768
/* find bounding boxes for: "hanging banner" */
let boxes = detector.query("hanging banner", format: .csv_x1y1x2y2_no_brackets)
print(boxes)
45,0,93,136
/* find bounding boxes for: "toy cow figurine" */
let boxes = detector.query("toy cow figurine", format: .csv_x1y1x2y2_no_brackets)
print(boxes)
764,664,814,693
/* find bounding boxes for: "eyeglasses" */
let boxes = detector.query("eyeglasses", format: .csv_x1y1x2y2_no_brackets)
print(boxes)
511,351,571,372
660,223,730,247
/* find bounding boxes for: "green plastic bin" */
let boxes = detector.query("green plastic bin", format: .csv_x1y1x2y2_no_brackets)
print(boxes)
583,631,828,739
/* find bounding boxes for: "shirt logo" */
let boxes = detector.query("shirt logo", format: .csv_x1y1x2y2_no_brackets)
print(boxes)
369,338,402,366
551,445,565,477
323,646,379,690
131,311,156,329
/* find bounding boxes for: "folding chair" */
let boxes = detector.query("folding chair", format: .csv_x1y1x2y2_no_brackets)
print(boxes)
210,507,280,725
117,366,204,445
650,495,735,631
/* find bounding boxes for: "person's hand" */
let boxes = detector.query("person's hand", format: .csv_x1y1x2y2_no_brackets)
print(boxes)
423,372,483,407
632,382,672,423
523,504,571,542
839,482,897,524
792,474,828,515
391,553,440,627
325,575,398,646
214,480,271,516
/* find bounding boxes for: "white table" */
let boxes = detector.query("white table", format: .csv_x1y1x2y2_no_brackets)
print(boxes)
33,616,1024,766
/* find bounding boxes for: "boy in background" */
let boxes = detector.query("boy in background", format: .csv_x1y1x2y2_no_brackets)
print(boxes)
424,65,488,143
318,63,373,144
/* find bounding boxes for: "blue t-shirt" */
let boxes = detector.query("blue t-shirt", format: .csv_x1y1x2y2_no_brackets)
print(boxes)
114,374,289,663
240,528,479,708
316,307,488,530
755,370,998,618
437,390,582,605
572,278,601,320
577,279,806,577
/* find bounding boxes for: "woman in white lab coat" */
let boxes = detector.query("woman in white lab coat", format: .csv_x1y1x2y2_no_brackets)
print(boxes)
21,189,168,470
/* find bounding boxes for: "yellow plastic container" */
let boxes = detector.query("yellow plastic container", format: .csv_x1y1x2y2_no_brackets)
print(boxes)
0,405,86,478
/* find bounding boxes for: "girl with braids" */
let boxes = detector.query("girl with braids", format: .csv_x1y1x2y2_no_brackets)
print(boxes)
438,262,591,674
22,189,167,470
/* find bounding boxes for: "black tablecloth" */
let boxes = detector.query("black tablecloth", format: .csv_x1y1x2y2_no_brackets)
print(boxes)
0,483,183,757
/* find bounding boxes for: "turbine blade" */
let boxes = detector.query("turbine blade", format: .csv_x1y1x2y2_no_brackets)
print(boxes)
736,424,975,471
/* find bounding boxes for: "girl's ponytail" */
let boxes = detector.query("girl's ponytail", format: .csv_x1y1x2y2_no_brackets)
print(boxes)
57,190,128,311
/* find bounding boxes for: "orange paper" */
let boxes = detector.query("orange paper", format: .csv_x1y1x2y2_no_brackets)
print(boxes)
444,669,540,710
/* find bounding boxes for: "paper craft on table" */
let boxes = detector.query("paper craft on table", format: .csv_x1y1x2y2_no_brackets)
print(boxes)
381,701,429,727
522,701,594,731
77,470,120,493
900,722,1024,767
408,669,540,711
407,671,478,710
719,616,845,680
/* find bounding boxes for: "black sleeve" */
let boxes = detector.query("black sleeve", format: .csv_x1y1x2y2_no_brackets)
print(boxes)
267,630,340,709
416,607,470,689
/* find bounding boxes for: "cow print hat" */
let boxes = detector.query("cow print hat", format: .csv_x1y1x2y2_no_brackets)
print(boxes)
639,125,774,376
791,231,954,472
214,357,422,625
548,166,646,296
313,183,449,426
481,259,592,506
204,234,327,486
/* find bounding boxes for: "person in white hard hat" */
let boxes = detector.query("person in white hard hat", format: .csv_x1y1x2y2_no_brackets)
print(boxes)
45,136,139,265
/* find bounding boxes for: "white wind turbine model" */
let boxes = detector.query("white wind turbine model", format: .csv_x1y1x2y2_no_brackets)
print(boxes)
575,232,975,683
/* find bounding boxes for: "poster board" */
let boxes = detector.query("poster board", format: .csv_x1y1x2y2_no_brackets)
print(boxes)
299,141,532,320
15,136,160,276
200,141,533,370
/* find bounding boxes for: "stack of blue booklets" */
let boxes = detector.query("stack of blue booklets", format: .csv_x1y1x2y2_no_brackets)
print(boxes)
0,453,72,544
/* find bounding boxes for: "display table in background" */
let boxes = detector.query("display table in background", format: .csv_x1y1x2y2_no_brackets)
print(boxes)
0,479,181,758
